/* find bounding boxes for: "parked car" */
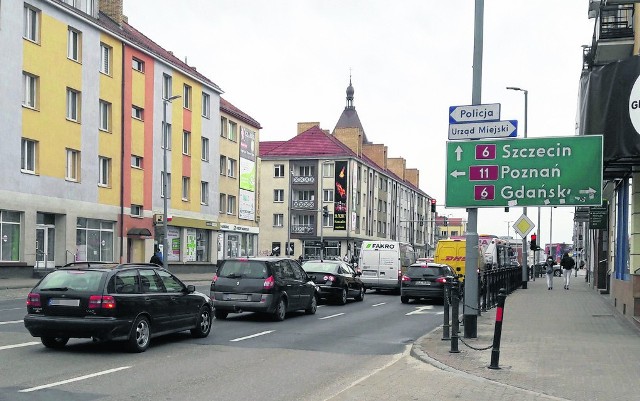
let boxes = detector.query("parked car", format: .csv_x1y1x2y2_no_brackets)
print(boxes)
210,257,317,321
301,260,365,304
400,262,457,304
23,262,213,353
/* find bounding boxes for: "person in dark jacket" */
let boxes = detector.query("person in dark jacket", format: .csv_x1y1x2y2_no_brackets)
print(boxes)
149,249,163,266
545,254,555,290
560,252,576,290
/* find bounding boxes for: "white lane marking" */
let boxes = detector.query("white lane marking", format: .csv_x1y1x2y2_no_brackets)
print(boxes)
0,320,23,325
319,313,344,320
405,305,435,316
0,307,23,312
437,311,445,315
19,366,131,393
0,342,39,351
230,330,274,342
371,302,386,307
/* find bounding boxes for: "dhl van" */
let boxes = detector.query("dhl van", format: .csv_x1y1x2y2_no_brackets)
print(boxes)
434,238,483,281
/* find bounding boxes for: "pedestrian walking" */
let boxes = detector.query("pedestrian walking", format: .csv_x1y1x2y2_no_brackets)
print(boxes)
149,248,163,266
545,254,555,290
560,252,576,289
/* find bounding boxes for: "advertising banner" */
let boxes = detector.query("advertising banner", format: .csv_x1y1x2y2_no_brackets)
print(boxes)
334,161,348,230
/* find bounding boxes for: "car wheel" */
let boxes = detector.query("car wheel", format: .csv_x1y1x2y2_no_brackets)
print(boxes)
337,288,348,305
41,336,69,349
400,296,409,304
191,305,212,338
273,298,287,321
305,295,317,315
214,309,228,320
127,316,150,353
355,286,365,302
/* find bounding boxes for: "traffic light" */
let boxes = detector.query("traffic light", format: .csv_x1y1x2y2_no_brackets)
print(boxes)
322,206,329,218
431,199,436,213
530,234,537,251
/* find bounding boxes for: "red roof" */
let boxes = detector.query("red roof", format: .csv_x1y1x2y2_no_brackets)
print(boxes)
260,126,356,158
220,98,261,129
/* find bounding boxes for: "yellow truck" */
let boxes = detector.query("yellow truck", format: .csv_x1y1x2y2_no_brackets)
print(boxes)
434,238,483,281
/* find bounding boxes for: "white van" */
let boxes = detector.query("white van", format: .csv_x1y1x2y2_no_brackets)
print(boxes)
358,241,416,292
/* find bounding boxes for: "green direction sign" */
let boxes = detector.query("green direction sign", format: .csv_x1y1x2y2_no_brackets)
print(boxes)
445,136,603,208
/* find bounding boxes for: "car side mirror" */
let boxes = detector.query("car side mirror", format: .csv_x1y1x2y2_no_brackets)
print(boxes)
186,285,196,293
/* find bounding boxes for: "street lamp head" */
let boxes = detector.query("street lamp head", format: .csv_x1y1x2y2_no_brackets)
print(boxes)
506,86,523,92
165,94,182,102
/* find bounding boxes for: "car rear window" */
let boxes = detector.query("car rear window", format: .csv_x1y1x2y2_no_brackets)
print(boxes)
406,266,442,278
301,262,339,274
219,261,269,279
37,270,105,292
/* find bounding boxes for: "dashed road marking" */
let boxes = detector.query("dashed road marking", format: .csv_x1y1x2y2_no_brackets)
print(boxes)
0,342,39,351
319,313,345,320
19,366,132,393
371,302,386,307
0,320,23,325
230,330,274,342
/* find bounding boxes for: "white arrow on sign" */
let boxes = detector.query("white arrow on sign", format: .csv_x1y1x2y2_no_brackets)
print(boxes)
455,146,463,161
579,187,597,198
450,170,466,178
449,103,501,123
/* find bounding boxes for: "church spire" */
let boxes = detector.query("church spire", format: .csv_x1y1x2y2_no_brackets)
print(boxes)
346,73,355,109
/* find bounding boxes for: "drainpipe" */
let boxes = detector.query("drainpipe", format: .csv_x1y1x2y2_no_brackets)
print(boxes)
119,42,126,262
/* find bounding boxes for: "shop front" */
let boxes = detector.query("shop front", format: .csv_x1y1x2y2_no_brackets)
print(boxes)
217,223,259,261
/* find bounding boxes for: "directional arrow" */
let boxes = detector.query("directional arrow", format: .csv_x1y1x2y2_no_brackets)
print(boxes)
405,305,434,315
450,170,466,178
579,187,597,198
455,146,463,161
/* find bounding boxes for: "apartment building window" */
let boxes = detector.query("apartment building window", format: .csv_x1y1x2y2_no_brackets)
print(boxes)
66,149,80,182
99,100,111,132
100,43,111,75
22,72,38,109
201,181,209,205
132,58,144,72
202,92,210,118
228,121,237,141
76,218,114,262
132,106,143,120
0,211,21,262
274,189,284,202
220,117,228,138
23,5,40,43
323,189,334,202
182,131,191,155
162,74,172,99
274,164,284,177
182,177,190,201
21,138,37,173
299,165,314,177
297,190,314,201
183,84,191,109
131,204,143,217
323,213,334,228
66,88,80,122
131,155,143,169
219,156,227,176
273,214,284,227
378,199,382,212
98,156,110,187
227,158,236,178
322,162,334,177
161,172,171,198
227,195,236,215
162,122,171,149
67,27,81,62
219,193,226,213
201,137,209,162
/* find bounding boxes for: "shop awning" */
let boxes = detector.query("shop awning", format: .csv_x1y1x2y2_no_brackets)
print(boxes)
127,228,152,237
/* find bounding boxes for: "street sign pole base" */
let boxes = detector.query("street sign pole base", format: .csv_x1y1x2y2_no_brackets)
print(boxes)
463,315,477,338
522,281,528,289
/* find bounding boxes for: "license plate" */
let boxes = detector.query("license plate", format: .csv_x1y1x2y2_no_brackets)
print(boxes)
224,294,248,301
415,282,431,286
49,299,80,306
363,271,376,276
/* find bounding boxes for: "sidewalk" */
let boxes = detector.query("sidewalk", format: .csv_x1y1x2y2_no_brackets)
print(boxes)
411,270,640,400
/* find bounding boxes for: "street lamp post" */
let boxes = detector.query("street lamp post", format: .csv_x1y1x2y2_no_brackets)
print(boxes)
507,86,529,289
162,94,181,270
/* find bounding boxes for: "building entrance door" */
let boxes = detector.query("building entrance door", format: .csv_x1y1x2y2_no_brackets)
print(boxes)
36,225,55,268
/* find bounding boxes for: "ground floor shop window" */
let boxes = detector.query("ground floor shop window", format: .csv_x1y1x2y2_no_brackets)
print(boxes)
196,229,209,262
167,226,181,262
0,211,21,261
76,218,114,261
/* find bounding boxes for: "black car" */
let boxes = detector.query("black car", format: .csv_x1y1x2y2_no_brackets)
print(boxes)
210,257,317,321
400,262,457,304
23,262,213,352
301,260,365,304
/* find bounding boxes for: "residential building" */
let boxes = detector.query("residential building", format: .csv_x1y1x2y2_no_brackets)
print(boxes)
258,81,435,260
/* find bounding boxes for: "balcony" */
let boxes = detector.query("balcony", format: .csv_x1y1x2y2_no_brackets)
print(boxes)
587,4,635,69
291,224,314,234
292,175,315,185
292,200,317,210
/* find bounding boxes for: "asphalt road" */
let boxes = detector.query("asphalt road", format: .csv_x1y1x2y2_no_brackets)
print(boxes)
0,285,444,401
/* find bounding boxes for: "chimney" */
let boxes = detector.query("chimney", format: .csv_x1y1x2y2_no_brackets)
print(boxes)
405,168,419,188
387,157,406,181
333,127,362,157
99,0,124,26
362,143,387,169
297,122,320,135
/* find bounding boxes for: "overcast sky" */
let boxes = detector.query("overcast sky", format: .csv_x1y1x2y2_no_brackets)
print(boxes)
123,0,594,246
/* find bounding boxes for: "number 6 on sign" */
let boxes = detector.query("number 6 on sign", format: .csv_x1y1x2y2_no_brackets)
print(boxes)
474,185,495,200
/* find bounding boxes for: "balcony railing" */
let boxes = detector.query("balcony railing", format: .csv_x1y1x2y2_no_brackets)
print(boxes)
292,200,316,210
597,5,634,40
291,224,314,234
292,175,315,185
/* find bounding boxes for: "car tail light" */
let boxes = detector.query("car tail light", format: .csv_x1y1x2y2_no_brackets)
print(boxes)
263,275,275,290
27,293,41,307
88,295,116,309
436,277,447,284
323,275,335,282
212,274,219,283
401,275,411,282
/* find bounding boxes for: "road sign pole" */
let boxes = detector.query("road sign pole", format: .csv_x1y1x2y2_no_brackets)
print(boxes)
464,0,483,339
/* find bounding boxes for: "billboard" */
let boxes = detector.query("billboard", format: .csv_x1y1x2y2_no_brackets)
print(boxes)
334,161,348,230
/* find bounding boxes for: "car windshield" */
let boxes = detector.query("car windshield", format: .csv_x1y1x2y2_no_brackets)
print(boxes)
218,261,269,279
406,266,443,278
301,262,339,274
38,270,105,292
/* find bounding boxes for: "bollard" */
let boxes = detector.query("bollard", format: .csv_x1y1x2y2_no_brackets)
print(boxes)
442,278,451,341
488,288,507,369
449,280,460,353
